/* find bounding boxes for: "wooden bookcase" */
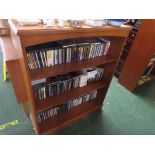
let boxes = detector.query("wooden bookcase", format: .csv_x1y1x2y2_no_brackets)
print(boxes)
118,20,155,92
8,19,130,135
114,20,142,78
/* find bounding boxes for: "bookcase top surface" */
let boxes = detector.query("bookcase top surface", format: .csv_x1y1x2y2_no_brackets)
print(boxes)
0,37,19,61
9,19,131,37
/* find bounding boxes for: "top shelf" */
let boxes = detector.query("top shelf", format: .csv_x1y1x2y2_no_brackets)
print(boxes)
8,20,131,37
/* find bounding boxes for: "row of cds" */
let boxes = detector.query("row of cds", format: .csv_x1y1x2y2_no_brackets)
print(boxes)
37,90,97,123
31,67,104,101
26,38,111,70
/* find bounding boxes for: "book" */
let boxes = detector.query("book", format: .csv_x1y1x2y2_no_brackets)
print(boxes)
31,78,47,101
79,74,88,87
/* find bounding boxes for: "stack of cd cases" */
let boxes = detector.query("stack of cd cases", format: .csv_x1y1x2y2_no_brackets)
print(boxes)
31,67,104,101
37,90,98,123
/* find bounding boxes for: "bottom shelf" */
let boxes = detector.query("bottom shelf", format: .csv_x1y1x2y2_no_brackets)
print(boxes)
37,99,102,135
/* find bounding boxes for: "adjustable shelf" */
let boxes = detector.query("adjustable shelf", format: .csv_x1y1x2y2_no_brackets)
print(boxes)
36,80,107,113
30,55,115,81
39,99,102,135
8,19,131,134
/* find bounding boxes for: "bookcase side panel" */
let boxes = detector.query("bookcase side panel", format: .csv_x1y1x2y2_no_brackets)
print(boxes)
10,31,40,134
99,37,128,102
104,37,127,83
118,20,155,91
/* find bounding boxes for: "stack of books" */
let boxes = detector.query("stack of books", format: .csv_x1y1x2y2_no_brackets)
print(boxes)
37,90,97,123
31,67,104,101
26,38,111,70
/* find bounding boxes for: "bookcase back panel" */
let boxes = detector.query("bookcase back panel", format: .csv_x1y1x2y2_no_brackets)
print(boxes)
108,37,127,60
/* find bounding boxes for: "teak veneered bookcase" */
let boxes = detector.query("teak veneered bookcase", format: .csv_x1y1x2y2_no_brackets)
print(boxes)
6,20,130,135
118,20,155,92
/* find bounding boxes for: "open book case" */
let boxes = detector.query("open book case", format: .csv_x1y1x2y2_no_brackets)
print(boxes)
119,20,155,92
8,19,130,134
114,20,142,78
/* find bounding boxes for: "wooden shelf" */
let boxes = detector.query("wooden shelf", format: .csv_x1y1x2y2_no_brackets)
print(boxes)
8,19,130,134
30,55,115,81
9,19,131,36
36,80,107,113
38,99,102,135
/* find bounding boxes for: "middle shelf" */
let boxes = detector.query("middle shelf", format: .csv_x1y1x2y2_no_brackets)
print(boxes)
30,55,115,81
35,80,107,113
